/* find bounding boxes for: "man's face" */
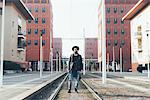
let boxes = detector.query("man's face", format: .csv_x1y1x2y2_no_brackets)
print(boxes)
73,48,78,53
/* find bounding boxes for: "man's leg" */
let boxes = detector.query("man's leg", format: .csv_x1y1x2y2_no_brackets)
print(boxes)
74,72,80,93
68,73,72,93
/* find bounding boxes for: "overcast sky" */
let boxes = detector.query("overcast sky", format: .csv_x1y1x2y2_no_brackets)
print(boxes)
51,0,99,57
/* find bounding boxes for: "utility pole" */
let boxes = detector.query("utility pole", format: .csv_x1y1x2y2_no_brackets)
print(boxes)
120,47,123,74
147,33,150,78
59,52,61,72
50,31,53,73
56,51,59,72
107,53,109,72
0,0,5,87
101,0,106,84
50,49,53,73
40,33,43,78
83,28,86,75
113,46,115,72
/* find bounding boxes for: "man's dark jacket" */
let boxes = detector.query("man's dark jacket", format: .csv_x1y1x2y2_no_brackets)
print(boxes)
68,54,83,74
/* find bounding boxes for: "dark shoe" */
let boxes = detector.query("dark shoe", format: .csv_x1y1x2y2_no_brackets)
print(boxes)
68,89,71,93
75,88,78,93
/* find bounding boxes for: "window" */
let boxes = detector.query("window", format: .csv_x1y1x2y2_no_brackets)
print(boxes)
114,0,118,3
35,18,38,24
28,19,31,23
42,40,46,46
120,0,124,3
107,18,110,24
114,18,117,24
121,40,125,46
35,7,38,12
107,29,111,35
41,0,47,3
34,0,40,3
120,8,124,13
114,8,117,13
34,40,38,45
121,20,124,24
108,40,111,46
107,8,110,13
42,18,46,24
114,40,118,46
114,29,117,35
121,29,124,35
106,0,111,3
27,0,33,3
28,29,31,34
27,40,31,45
42,7,46,13
35,29,38,34
42,29,46,34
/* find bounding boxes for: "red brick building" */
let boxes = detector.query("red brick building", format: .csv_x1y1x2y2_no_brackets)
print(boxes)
23,0,53,71
98,0,138,71
53,38,62,59
85,38,98,59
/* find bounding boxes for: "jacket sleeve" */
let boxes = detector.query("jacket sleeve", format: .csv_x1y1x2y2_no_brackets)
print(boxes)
80,55,83,70
68,55,72,70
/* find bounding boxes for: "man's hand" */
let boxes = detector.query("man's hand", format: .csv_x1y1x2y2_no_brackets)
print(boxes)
80,70,83,74
66,68,69,73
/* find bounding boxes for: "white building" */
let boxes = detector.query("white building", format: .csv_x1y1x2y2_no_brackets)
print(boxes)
123,0,150,71
0,0,34,68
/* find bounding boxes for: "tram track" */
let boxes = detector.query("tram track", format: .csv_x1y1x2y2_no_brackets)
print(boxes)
23,73,103,100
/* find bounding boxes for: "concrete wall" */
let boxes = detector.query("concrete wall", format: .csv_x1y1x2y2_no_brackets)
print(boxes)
130,5,150,71
0,3,26,63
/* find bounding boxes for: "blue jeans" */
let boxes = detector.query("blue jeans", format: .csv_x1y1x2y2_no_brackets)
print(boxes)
68,71,80,90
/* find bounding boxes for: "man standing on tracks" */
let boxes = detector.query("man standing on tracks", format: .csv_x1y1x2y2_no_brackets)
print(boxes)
68,46,83,93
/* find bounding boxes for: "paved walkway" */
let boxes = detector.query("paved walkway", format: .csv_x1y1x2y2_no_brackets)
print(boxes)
84,73,150,100
0,72,64,100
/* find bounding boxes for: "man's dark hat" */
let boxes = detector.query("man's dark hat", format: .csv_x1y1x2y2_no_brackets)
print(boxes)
72,46,79,51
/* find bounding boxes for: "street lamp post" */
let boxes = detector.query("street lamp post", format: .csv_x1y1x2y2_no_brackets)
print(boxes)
56,51,59,72
112,46,115,72
83,28,86,75
0,0,5,87
50,49,53,73
101,0,107,84
120,47,123,74
40,33,43,78
59,52,61,72
147,33,150,78
50,30,53,73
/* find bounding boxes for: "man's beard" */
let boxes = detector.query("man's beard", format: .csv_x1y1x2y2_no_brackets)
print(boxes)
75,51,78,54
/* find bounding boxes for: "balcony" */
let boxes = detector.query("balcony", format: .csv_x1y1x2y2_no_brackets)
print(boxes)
134,32,142,39
17,39,26,51
18,31,26,39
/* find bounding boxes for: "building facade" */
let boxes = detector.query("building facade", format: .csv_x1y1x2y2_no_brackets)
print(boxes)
98,0,138,71
85,38,98,59
23,0,53,71
53,38,62,59
123,0,150,71
0,0,34,68
53,38,62,71
85,38,98,71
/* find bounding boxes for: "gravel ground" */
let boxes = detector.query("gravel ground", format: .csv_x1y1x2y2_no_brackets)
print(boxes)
83,77,150,100
56,81,96,100
115,78,150,89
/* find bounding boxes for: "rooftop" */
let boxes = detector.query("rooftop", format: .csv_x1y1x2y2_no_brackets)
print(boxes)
122,0,150,20
0,0,34,20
